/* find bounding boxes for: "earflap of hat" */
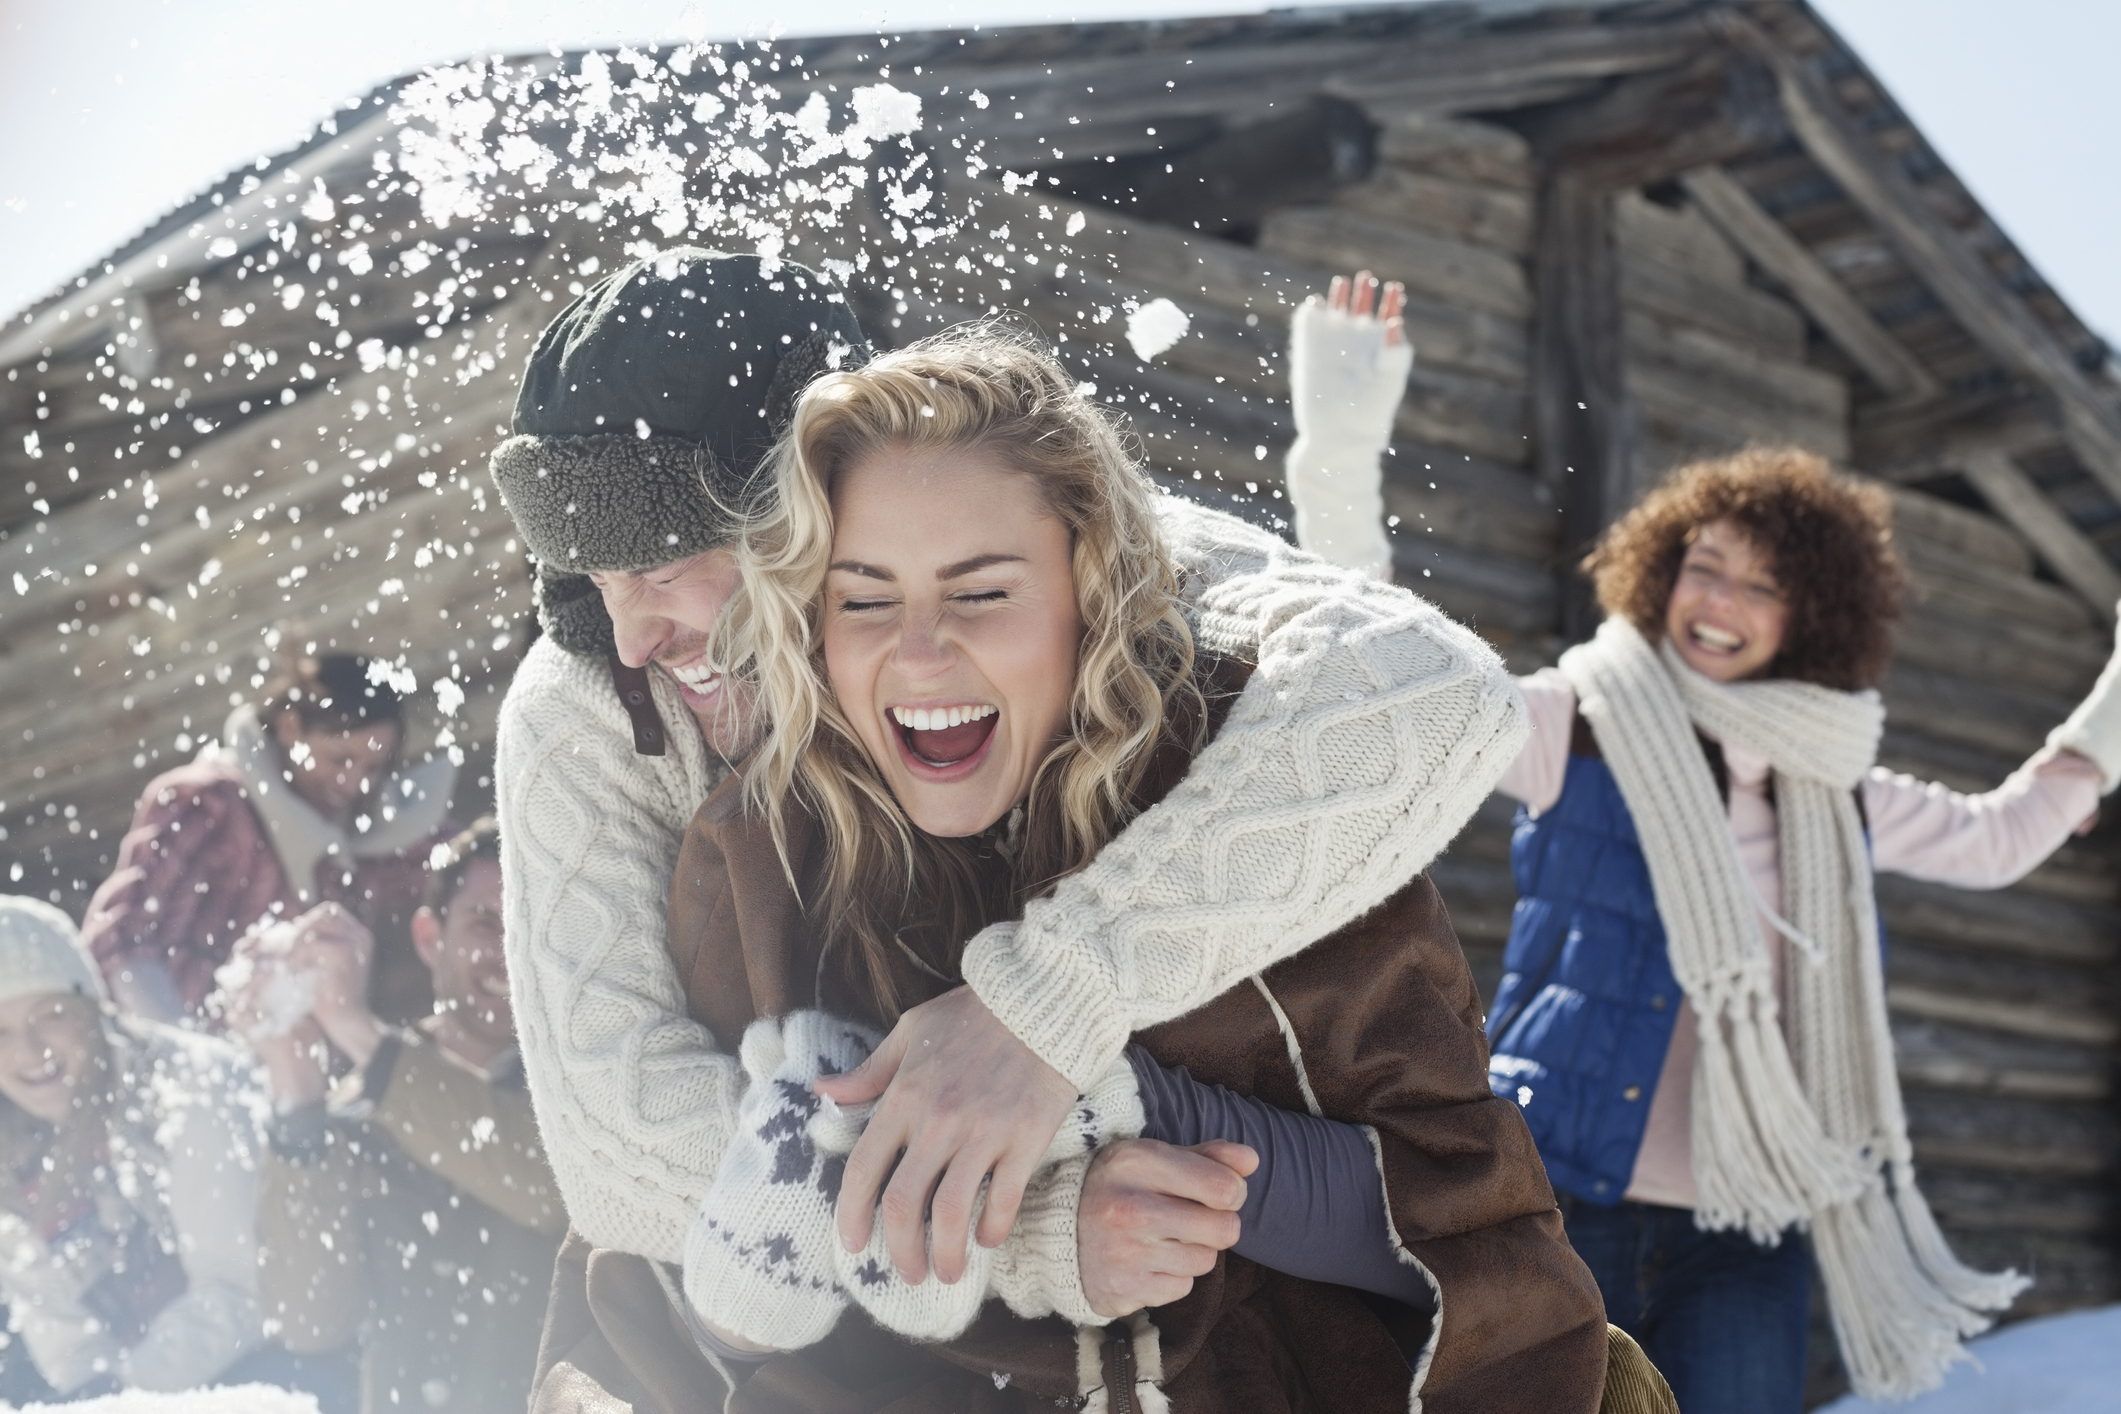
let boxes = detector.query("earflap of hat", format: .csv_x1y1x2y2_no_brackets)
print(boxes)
535,564,620,658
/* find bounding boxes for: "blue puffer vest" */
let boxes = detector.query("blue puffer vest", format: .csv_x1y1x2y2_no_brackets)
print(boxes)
1488,724,1879,1206
1486,746,1680,1205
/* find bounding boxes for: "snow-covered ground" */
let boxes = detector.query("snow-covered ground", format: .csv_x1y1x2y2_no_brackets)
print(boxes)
1819,1305,2121,1414
3,1386,315,1414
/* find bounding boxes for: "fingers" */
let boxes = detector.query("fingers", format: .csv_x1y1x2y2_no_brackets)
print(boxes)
833,1107,902,1255
813,1028,903,1105
1193,1139,1260,1181
926,1147,992,1283
1351,270,1378,318
877,1144,946,1282
1328,274,1349,312
1381,280,1406,345
976,1146,1037,1250
1117,1140,1249,1213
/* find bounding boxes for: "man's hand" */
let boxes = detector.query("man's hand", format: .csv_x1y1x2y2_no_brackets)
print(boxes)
813,986,1077,1284
286,903,385,1067
247,1018,331,1113
1078,1139,1255,1319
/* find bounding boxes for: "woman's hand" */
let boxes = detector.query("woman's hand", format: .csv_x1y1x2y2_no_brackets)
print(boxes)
1078,1139,1255,1319
1286,268,1412,581
813,986,1078,1284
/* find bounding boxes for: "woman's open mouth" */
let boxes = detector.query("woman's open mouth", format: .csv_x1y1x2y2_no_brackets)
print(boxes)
1687,621,1744,655
889,703,999,778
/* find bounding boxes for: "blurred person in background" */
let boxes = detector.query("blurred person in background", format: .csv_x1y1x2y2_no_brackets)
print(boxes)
234,818,565,1414
0,895,273,1400
82,652,456,1028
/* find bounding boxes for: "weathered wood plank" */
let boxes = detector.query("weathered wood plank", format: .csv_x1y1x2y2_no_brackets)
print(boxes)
1887,941,2116,1043
1619,250,1808,360
1255,205,1532,320
1903,1083,2118,1174
1613,191,1745,287
1898,539,2097,635
1893,604,2106,698
1955,448,2121,623
1331,168,1534,256
1532,172,1631,637
1625,360,1849,463
1881,659,2074,758
1893,1019,2111,1103
1372,111,1534,190
1885,484,2036,575
1680,165,1941,401
1623,306,1850,427
1875,874,2118,967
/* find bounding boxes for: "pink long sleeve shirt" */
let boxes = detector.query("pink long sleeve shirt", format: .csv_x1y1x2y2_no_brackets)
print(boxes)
1497,668,2101,1209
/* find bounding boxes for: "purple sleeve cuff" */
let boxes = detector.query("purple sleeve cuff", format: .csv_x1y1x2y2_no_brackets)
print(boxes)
1123,1044,1432,1313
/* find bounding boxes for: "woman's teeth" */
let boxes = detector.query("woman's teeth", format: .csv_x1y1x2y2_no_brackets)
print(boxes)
1692,624,1743,651
891,704,997,731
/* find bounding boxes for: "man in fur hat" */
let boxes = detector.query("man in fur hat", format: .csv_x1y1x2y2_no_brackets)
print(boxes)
488,247,1530,1323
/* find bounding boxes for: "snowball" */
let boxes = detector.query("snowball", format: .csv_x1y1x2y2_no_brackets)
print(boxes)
849,84,922,141
212,922,318,1041
1125,298,1191,361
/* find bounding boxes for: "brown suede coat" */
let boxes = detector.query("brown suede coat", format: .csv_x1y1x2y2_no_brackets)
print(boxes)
533,679,1606,1414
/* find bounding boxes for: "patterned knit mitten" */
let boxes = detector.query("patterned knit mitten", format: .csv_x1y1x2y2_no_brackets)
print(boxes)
818,1050,1145,1339
683,1009,882,1351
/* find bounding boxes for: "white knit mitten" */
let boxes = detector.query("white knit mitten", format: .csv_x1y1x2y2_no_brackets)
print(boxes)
2049,603,2121,791
1284,297,1414,580
817,1052,1144,1339
683,1010,882,1351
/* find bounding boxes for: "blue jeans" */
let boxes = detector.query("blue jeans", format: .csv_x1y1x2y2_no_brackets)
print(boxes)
1558,1194,1811,1414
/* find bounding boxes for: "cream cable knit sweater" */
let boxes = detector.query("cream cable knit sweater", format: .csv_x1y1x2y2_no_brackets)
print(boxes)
497,495,1527,1265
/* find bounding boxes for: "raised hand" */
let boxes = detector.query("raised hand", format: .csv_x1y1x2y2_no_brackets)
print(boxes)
1286,267,1414,581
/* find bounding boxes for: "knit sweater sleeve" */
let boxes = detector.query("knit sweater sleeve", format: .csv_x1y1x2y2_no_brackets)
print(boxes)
963,496,1530,1089
495,637,739,1264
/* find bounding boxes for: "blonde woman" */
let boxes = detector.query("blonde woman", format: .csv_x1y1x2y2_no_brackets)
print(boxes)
524,326,1627,1414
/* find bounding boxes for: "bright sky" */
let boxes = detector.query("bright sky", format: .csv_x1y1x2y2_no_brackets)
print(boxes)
0,0,2114,347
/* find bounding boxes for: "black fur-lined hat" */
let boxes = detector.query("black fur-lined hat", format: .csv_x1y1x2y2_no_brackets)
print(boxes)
490,248,869,655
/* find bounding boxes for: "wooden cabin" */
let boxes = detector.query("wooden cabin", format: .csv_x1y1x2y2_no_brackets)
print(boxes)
3,2,2116,1397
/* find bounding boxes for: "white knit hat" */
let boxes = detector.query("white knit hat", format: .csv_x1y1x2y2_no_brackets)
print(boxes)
0,895,108,1007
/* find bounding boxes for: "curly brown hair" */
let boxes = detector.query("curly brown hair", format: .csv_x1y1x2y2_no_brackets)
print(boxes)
1583,447,1908,690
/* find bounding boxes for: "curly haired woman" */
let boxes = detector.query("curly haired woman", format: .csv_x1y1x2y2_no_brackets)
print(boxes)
1286,277,2121,1414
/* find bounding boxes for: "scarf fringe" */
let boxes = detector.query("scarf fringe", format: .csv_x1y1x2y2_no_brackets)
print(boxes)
1690,995,1869,1242
1813,1176,2023,1400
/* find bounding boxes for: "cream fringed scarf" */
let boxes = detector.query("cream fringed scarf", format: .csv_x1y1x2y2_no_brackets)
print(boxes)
1558,617,2027,1400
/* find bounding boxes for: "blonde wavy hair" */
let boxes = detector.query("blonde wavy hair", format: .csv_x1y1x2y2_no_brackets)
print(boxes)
724,324,1201,1018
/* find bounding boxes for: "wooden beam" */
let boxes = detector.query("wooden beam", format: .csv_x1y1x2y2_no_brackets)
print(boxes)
1517,53,1791,637
1679,165,1940,402
1713,11,2121,502
1531,169,1632,639
1956,448,2121,623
